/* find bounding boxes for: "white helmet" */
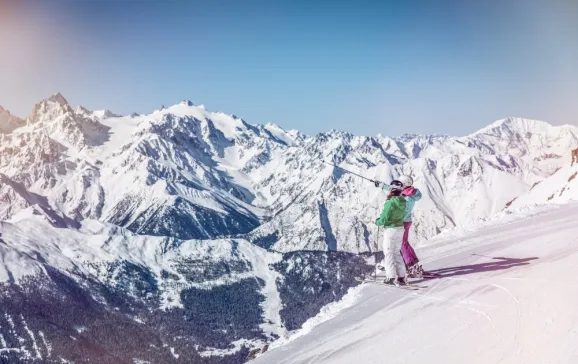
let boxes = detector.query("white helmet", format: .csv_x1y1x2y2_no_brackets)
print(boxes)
398,175,413,187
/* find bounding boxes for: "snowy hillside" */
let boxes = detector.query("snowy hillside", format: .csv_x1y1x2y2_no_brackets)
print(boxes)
0,213,371,363
508,159,578,209
252,203,578,364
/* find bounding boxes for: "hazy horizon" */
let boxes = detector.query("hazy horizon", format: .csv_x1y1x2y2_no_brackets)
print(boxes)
1,91,574,139
1,0,577,137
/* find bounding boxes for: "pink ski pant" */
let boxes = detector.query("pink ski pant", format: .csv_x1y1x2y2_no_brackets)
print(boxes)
401,222,420,267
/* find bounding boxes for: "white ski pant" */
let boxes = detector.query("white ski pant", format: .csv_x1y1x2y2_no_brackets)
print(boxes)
380,227,406,279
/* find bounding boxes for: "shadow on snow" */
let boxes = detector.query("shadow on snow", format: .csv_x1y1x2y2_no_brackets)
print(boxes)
427,256,539,278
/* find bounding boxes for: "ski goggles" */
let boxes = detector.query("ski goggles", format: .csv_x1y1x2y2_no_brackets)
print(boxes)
390,180,404,191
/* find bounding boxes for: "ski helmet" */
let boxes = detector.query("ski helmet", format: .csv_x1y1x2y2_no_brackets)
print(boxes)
398,175,413,187
390,180,404,191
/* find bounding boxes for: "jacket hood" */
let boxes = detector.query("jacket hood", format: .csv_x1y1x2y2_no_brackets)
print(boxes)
401,186,417,197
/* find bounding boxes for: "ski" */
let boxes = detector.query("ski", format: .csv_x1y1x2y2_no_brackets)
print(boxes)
355,277,380,284
407,272,441,280
422,272,441,279
355,277,426,290
384,284,421,291
405,283,428,289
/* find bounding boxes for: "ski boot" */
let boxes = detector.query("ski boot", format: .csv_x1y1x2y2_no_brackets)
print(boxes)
407,264,423,279
384,278,399,286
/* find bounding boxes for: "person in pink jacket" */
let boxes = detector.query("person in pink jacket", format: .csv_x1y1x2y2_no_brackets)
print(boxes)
398,175,424,278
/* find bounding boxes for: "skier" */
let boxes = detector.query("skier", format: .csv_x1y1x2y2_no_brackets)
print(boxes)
376,175,424,278
375,180,407,286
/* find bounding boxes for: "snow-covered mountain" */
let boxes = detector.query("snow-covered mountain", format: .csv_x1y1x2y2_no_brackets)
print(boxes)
246,118,578,252
508,150,578,209
3,94,577,252
1,93,578,362
0,105,24,134
0,212,370,363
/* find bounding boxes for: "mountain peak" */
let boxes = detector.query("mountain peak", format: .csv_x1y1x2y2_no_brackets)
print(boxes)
76,105,121,119
27,93,74,123
472,117,553,136
265,122,282,129
47,93,70,108
326,129,351,137
0,105,25,133
75,105,90,114
94,109,121,119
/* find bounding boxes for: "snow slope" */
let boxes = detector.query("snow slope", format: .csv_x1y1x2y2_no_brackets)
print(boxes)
509,162,578,208
0,211,371,363
252,203,578,364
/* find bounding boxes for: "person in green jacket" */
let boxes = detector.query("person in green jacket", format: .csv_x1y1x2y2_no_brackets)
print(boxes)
375,180,408,286
376,175,424,278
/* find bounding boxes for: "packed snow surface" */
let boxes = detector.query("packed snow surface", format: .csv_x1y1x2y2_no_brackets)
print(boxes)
252,203,578,364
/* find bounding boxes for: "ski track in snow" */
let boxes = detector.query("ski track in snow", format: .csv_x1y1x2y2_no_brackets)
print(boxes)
252,202,578,364
491,283,522,356
467,307,505,343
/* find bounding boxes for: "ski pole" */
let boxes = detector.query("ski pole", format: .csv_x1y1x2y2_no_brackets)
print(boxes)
323,161,383,184
375,227,380,281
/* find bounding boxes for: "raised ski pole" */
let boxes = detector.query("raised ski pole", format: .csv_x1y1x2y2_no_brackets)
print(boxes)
324,160,384,280
322,161,382,184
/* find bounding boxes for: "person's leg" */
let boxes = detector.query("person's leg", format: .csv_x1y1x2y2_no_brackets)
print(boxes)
375,228,385,273
393,228,407,279
401,222,420,267
403,221,411,245
382,228,398,280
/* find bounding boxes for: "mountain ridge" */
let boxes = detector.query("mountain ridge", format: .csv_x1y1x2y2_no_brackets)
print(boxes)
2,93,578,251
1,93,578,362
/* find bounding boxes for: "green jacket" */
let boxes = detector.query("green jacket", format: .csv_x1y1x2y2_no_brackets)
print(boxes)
375,196,406,228
382,184,422,222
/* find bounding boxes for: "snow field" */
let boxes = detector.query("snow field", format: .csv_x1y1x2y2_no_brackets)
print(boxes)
252,203,578,364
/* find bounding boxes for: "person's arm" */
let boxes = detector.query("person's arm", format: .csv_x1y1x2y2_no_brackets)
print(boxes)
374,181,390,191
405,188,422,202
375,200,392,226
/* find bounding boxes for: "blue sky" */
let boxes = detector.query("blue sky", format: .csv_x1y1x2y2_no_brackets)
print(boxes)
0,0,577,136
